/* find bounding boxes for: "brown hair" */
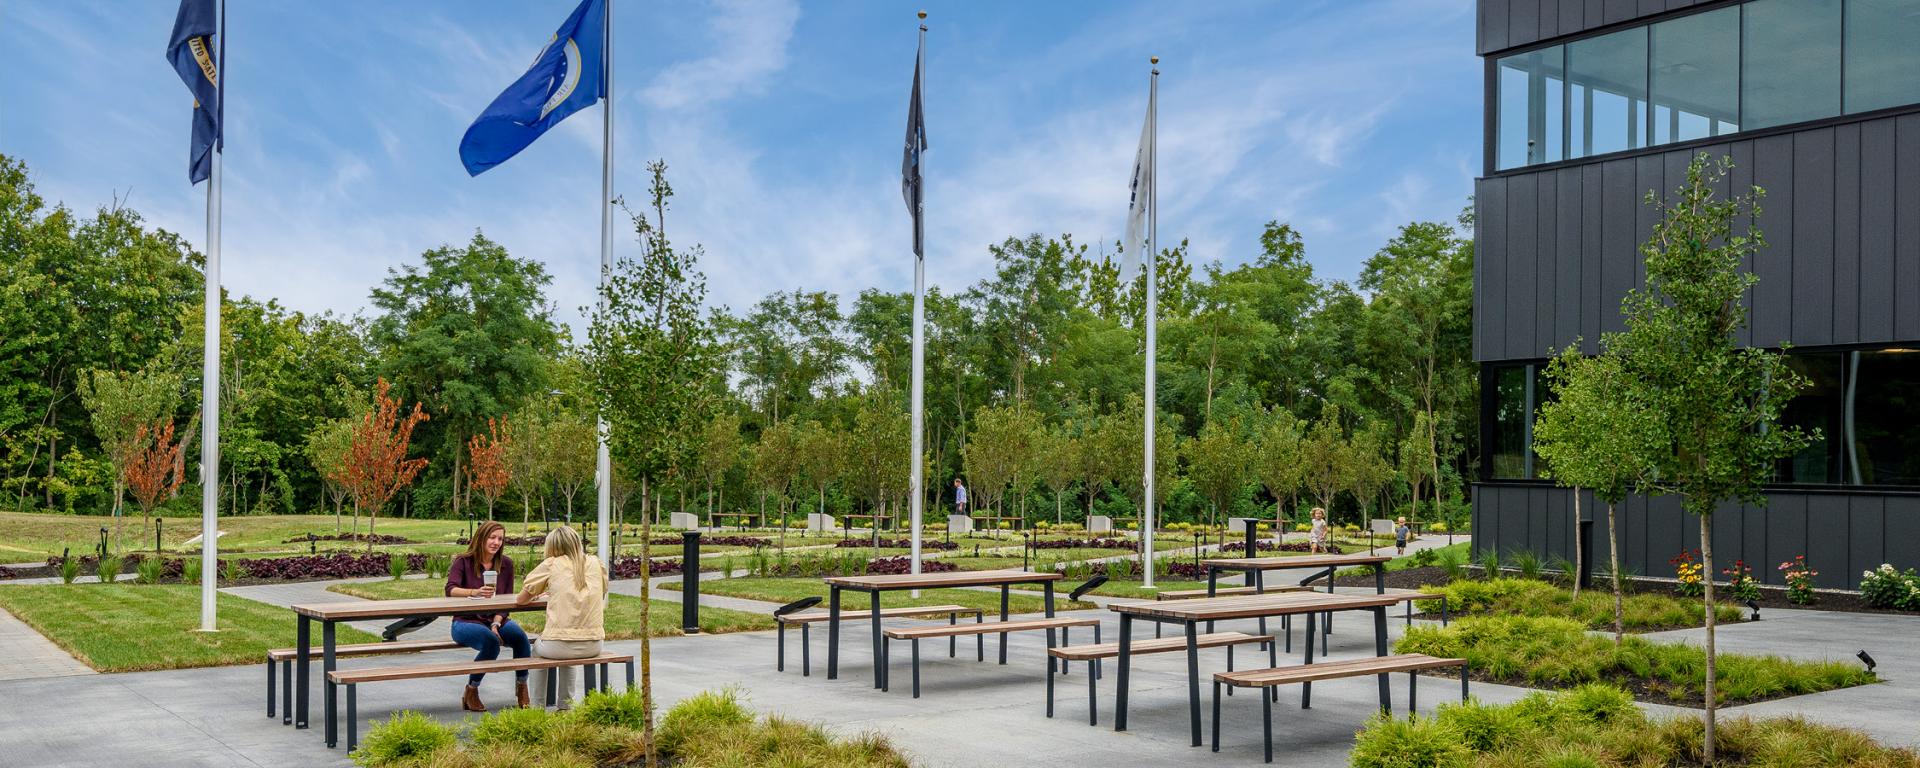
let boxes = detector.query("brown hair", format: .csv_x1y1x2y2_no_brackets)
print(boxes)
466,520,507,575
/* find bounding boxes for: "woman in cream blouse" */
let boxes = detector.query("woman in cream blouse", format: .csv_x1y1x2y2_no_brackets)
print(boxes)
514,525,608,709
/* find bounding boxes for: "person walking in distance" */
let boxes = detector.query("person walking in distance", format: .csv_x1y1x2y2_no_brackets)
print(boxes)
1309,507,1330,554
953,478,968,518
1394,516,1411,556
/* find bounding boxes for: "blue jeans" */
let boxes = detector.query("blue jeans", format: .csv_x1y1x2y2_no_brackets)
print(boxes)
451,619,531,685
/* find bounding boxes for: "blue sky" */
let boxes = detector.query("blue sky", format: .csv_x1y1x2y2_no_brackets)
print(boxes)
0,0,1481,335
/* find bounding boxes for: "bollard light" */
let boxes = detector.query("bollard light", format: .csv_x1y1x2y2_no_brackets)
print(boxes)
1858,650,1876,672
1745,599,1759,621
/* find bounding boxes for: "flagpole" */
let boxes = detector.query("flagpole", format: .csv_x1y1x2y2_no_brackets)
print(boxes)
595,0,614,570
908,11,928,582
198,0,225,632
1141,57,1158,589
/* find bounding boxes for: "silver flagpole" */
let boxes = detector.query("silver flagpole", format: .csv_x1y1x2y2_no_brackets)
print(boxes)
908,13,927,582
1141,57,1158,589
199,0,226,631
595,0,614,570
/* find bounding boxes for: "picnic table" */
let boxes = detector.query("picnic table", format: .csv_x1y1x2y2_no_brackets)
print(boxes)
289,595,547,748
709,511,759,531
1201,552,1394,596
1108,591,1409,746
840,514,894,544
822,568,1063,688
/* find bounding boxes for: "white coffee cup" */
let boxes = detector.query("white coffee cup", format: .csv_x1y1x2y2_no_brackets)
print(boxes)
481,570,498,596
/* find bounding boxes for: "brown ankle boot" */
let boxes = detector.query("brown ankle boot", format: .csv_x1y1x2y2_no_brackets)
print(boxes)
462,685,487,712
516,681,531,709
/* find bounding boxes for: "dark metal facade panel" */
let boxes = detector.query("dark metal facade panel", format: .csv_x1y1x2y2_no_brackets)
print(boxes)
1556,169,1583,347
1473,484,1920,588
1481,0,1511,56
1535,172,1559,357
1751,135,1796,346
1482,177,1510,361
1639,0,1668,15
1509,173,1540,358
1560,0,1587,35
1731,140,1757,347
1792,129,1837,346
1539,0,1559,41
1600,159,1637,336
1479,0,1705,55
1635,154,1664,295
1834,124,1862,343
1860,119,1898,342
1581,165,1604,353
1511,0,1541,49
1603,0,1638,24
1897,115,1920,339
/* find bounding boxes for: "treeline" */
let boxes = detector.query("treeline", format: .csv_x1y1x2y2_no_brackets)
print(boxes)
0,152,1477,529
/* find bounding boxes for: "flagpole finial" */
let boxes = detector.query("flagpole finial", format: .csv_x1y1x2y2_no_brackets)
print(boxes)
1150,56,1160,64
918,10,927,19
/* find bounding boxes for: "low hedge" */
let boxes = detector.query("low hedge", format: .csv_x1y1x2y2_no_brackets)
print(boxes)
1394,615,1874,707
1421,578,1743,630
1350,684,1920,768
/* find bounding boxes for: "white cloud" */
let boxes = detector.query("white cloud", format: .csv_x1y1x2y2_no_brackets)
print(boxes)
640,0,800,111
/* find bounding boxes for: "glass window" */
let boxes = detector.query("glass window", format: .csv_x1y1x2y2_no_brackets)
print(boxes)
1497,46,1565,170
1742,0,1842,129
1846,0,1920,114
1850,349,1920,486
1650,7,1739,145
1777,352,1844,483
1567,28,1648,159
1490,366,1529,479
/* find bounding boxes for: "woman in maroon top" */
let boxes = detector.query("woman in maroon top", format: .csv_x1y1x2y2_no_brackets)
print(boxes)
445,520,531,711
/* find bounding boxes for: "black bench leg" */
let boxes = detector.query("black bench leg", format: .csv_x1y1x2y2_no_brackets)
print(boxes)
1409,671,1417,714
1186,621,1202,747
1210,680,1221,753
266,657,275,718
871,591,884,689
1226,645,1234,697
802,624,811,677
1255,571,1268,635
346,684,357,753
949,614,957,658
547,664,559,707
777,621,786,672
1374,606,1391,714
1094,623,1103,679
324,622,337,748
627,660,636,690
1267,640,1278,702
1262,685,1274,764
283,660,293,725
586,664,598,699
1060,628,1069,676
1045,651,1055,718
1302,611,1315,710
910,639,920,699
1461,664,1469,701
999,586,1009,665
976,613,984,662
1088,660,1099,725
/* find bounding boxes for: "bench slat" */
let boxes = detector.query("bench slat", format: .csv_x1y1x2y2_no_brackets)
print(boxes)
1155,585,1307,600
1048,631,1268,661
778,604,981,624
1215,653,1465,687
267,640,464,662
329,653,635,685
884,617,1097,640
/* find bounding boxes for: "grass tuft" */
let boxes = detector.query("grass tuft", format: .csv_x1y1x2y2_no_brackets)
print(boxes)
351,711,457,768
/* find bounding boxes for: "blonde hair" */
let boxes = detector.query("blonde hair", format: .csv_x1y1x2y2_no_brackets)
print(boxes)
544,525,588,590
1311,507,1326,519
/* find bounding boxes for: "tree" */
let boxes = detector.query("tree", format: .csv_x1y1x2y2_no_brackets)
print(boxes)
77,366,180,548
504,409,549,528
465,417,511,522
1186,417,1254,532
587,162,722,767
842,394,908,526
1340,426,1394,543
1254,407,1304,536
1071,411,1119,521
752,419,802,548
544,415,596,524
1298,405,1346,519
305,417,355,532
794,420,844,523
963,404,1039,518
124,420,184,538
1398,412,1437,533
696,412,741,520
1534,347,1660,638
1608,155,1810,761
345,378,430,551
1036,428,1077,525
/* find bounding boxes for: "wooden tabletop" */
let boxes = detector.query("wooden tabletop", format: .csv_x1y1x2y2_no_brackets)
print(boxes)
823,568,1063,590
1108,591,1407,621
292,595,548,621
1200,553,1394,571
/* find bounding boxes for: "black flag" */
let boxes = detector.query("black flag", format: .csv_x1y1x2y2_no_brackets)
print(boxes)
902,36,927,259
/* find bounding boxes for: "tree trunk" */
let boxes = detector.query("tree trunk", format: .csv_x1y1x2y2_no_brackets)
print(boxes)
1700,513,1718,762
1608,501,1623,645
1571,488,1582,598
638,475,657,768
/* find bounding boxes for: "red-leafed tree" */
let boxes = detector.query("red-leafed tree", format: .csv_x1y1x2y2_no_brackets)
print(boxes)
466,417,511,521
124,420,185,540
346,379,430,551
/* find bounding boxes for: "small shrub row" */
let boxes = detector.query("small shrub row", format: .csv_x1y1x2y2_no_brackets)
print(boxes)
1860,563,1920,611
282,532,413,545
863,556,959,575
1422,577,1743,630
1029,537,1136,551
609,557,683,580
833,538,960,551
1350,683,1920,768
1217,540,1340,554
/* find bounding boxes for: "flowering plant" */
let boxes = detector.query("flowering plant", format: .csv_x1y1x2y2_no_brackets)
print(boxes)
1722,559,1761,602
1778,555,1818,605
1670,549,1703,597
1859,563,1919,610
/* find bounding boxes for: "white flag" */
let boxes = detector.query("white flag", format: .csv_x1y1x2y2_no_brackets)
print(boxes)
1120,95,1154,283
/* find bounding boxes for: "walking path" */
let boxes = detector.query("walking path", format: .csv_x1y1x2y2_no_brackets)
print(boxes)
0,606,92,681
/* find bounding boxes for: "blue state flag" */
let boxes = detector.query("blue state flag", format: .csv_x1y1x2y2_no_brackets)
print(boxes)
166,0,221,184
460,0,607,176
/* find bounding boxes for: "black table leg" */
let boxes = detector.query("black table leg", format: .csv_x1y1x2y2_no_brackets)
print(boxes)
1114,613,1132,732
295,614,309,729
1185,620,1202,747
1302,610,1316,709
999,585,1010,664
1375,563,1385,593
1255,570,1267,635
870,590,884,689
1044,581,1055,617
323,621,337,748
1374,606,1390,712
828,586,841,680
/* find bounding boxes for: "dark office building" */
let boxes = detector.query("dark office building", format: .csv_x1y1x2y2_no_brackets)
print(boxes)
1472,0,1920,589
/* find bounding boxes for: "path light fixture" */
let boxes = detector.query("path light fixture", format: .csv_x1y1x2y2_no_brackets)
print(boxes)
1858,650,1876,672
1745,599,1759,621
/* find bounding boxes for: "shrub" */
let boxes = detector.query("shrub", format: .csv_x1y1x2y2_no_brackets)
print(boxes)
136,555,165,585
94,554,123,583
657,689,754,756
1433,697,1537,752
1859,563,1920,610
1438,548,1467,581
59,556,82,584
1512,551,1542,581
468,706,556,749
223,558,249,582
1413,547,1439,568
1421,578,1741,631
1721,559,1762,603
351,710,457,767
1477,548,1500,579
1778,555,1819,606
1348,713,1472,768
572,688,649,731
182,556,202,584
389,553,408,580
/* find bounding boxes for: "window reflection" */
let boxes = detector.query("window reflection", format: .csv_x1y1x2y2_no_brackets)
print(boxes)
1845,0,1920,114
1778,353,1844,484
1497,47,1565,170
1568,28,1648,158
1491,366,1529,479
1851,350,1920,485
1742,0,1842,130
1650,7,1740,145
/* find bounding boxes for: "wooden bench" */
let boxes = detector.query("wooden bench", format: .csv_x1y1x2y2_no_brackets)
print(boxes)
774,604,985,676
882,617,1099,697
1151,585,1306,639
328,653,635,752
265,640,463,724
1211,653,1469,763
1045,631,1274,725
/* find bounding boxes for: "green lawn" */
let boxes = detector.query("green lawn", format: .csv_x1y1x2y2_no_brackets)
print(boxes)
660,576,1094,614
326,579,774,637
0,583,379,671
0,510,477,560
